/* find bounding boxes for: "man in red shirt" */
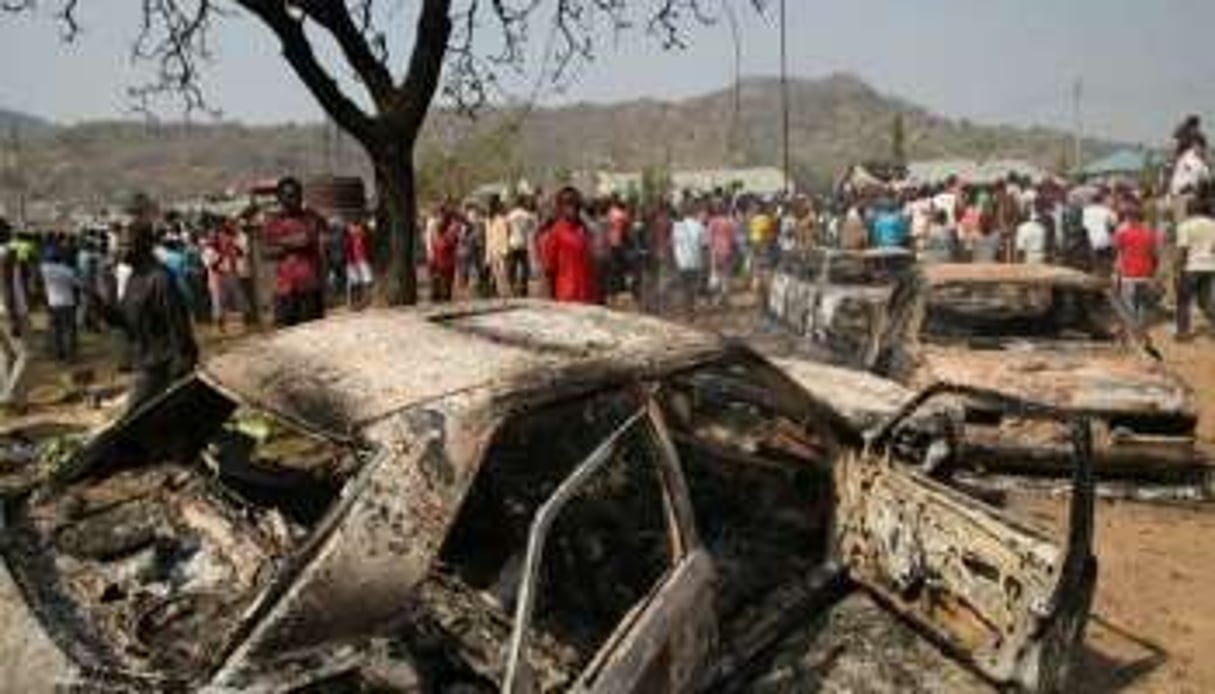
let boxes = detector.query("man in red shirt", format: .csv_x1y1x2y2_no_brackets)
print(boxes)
343,212,374,309
263,177,326,327
1113,206,1160,328
428,206,459,303
540,187,599,304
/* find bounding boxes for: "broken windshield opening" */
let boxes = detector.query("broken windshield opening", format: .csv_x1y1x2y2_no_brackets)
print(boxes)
922,283,1123,344
826,252,913,285
658,356,836,646
432,388,670,689
2,377,367,680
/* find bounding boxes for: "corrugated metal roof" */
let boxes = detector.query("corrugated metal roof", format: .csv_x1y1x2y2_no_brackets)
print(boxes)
1080,149,1160,177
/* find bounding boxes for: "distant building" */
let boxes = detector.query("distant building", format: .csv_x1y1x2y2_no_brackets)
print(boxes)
904,158,1046,187
839,158,1047,192
1078,149,1162,185
596,167,787,198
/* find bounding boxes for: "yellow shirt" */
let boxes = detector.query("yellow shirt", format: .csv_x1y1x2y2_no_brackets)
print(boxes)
748,214,774,245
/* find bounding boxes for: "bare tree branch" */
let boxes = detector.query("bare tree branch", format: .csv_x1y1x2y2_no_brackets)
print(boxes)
291,0,395,107
125,0,225,116
395,0,453,137
237,0,375,145
55,0,80,39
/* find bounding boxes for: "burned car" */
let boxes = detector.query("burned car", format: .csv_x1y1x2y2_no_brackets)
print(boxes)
863,263,1200,475
1,302,1094,692
765,248,914,364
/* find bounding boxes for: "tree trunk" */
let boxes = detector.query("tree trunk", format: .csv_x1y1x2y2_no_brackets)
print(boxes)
373,146,419,305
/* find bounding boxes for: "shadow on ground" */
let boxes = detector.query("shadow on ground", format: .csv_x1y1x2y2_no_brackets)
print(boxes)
1073,615,1169,693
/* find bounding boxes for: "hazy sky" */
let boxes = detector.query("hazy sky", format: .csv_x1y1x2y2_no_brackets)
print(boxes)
1,0,1213,144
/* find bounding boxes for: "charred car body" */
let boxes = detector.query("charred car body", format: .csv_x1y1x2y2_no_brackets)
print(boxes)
788,261,1199,476
765,248,914,365
877,264,1199,476
1,302,1095,692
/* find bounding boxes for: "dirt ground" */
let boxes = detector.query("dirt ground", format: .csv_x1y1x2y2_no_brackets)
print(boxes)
1,306,1213,692
1014,494,1215,694
1007,324,1215,694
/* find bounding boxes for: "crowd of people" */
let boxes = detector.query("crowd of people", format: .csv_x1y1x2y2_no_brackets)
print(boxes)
421,186,794,313
2,117,1213,414
0,177,380,412
420,118,1214,340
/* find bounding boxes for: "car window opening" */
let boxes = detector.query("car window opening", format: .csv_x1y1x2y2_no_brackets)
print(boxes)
923,283,1123,345
658,358,836,645
432,388,671,685
826,253,914,286
2,377,365,679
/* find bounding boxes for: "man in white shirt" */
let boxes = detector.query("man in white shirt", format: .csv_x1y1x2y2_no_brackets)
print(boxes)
1175,195,1215,339
1015,213,1049,264
1082,192,1116,276
905,193,934,250
1171,145,1211,198
932,186,959,229
672,204,707,315
40,246,79,362
506,196,539,297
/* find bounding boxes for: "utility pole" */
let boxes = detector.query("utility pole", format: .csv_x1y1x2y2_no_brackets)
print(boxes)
721,0,742,165
5,125,24,227
1071,78,1084,174
779,0,791,194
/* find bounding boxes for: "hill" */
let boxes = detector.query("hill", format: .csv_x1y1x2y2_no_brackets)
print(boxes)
0,108,55,139
0,74,1115,213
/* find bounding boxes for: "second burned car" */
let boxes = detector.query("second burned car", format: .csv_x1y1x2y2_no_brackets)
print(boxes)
861,263,1200,477
2,302,1095,693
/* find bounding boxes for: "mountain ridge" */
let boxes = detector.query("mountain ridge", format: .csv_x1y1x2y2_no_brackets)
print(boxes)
0,74,1117,211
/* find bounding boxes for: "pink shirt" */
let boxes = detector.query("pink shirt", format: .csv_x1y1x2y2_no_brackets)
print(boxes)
608,206,631,248
708,215,735,263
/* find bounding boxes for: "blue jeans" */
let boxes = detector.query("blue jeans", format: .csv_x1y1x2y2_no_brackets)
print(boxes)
1118,278,1153,328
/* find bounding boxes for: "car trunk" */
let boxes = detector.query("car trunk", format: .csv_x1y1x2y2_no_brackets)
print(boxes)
0,377,365,685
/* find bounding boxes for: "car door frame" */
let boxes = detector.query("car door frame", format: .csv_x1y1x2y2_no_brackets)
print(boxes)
838,382,1098,693
503,395,717,694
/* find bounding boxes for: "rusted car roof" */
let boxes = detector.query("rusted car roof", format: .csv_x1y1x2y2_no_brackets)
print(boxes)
923,263,1103,288
199,301,725,432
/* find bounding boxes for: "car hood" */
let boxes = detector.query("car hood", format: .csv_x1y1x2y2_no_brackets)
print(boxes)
773,357,913,431
917,344,1196,416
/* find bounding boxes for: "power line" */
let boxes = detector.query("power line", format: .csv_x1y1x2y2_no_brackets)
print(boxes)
1072,78,1083,172
720,0,743,163
779,0,790,193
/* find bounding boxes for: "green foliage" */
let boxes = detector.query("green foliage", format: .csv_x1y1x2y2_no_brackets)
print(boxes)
640,165,672,206
551,166,574,186
415,120,523,205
